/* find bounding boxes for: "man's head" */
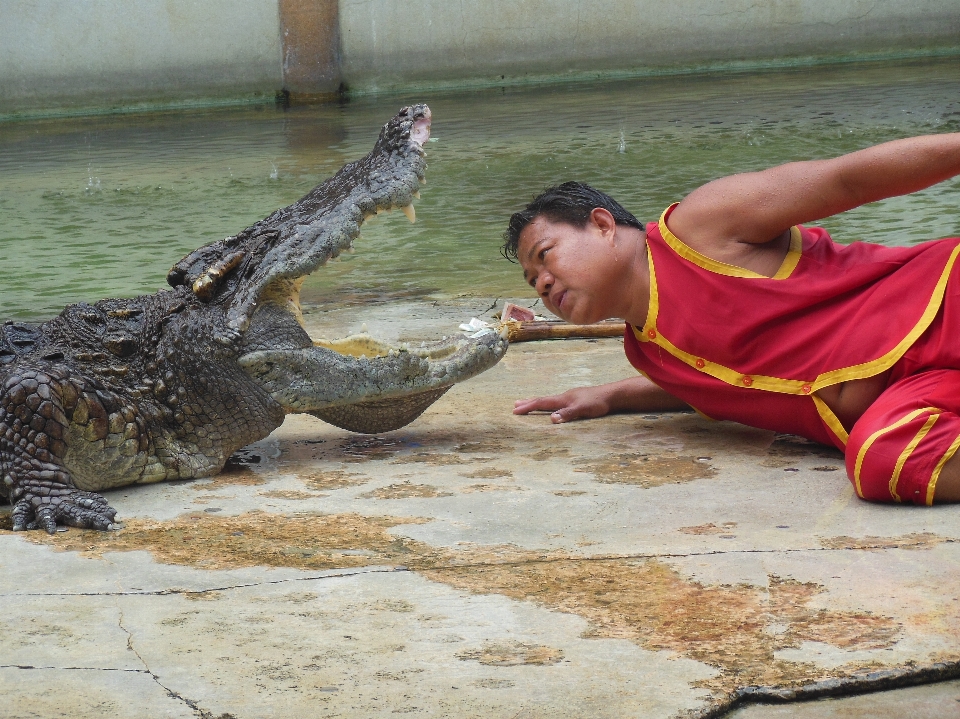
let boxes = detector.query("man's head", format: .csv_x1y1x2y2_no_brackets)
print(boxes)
505,183,647,325
501,181,643,262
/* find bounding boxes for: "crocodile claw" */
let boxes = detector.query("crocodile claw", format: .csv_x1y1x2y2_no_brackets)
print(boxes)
12,484,118,533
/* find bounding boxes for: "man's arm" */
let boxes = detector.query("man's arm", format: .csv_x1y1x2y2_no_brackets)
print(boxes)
513,375,690,424
671,132,960,249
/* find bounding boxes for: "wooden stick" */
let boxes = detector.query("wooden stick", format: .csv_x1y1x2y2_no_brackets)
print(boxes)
502,320,626,343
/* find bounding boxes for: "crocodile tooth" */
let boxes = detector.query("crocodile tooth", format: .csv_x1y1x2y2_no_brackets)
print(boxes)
413,191,421,199
401,204,416,223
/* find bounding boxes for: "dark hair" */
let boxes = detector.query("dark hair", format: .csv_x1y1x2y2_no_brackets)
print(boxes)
501,181,643,262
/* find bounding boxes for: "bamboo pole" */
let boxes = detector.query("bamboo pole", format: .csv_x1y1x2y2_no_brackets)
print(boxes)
502,320,626,343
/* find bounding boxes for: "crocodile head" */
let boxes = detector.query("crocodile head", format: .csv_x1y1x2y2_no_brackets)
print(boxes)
167,104,508,433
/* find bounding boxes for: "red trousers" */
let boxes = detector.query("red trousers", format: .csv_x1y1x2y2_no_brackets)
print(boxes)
848,370,960,504
847,280,960,504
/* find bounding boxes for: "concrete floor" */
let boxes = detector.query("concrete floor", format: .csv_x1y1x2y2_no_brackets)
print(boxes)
2,298,959,718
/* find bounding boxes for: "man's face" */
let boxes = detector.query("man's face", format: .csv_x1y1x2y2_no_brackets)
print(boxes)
517,214,623,325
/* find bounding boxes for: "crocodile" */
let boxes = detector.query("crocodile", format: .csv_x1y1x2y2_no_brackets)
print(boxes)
0,104,508,533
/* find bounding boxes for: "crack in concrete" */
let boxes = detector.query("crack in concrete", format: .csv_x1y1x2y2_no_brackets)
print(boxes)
0,663,149,672
1,564,405,598
2,537,954,598
114,592,225,719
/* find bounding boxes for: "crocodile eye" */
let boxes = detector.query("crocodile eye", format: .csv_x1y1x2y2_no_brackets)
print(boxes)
103,334,137,358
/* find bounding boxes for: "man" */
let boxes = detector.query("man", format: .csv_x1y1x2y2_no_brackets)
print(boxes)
504,133,960,504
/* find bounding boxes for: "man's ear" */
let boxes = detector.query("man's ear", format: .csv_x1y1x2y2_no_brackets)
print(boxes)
589,207,617,241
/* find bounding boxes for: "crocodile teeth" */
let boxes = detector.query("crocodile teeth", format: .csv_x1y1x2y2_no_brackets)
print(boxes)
401,204,416,223
413,191,421,199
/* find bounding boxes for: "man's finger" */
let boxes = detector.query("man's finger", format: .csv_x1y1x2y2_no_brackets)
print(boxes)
513,396,564,414
551,407,579,423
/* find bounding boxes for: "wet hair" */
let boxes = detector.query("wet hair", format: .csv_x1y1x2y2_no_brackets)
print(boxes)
501,181,643,262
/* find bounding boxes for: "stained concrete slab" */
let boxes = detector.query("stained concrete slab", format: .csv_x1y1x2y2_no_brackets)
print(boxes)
2,298,959,718
727,679,960,718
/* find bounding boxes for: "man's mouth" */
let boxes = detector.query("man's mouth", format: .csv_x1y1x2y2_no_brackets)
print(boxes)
553,290,568,311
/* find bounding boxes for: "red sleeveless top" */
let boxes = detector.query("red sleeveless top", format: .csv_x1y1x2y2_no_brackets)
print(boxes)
624,204,960,449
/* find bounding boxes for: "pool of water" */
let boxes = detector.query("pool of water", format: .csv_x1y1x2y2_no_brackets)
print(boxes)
1,58,959,322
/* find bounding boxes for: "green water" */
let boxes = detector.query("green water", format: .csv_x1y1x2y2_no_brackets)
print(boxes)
2,59,959,321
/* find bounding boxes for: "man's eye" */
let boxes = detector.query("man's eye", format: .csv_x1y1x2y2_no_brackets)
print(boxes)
528,276,537,288
538,248,548,260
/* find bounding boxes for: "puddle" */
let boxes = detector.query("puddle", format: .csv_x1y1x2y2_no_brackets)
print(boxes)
459,468,513,479
258,490,325,500
300,470,369,491
530,448,571,461
10,512,432,571
457,641,565,666
818,532,953,551
461,484,523,493
575,453,717,487
766,435,845,460
392,453,469,466
472,678,516,689
454,441,506,454
423,557,901,695
7,510,912,698
192,469,267,490
335,436,411,463
359,482,454,499
680,522,738,535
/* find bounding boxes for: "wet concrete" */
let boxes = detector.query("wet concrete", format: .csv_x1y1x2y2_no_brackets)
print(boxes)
2,298,959,718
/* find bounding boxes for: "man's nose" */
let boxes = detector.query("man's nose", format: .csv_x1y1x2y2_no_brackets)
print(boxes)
535,272,552,297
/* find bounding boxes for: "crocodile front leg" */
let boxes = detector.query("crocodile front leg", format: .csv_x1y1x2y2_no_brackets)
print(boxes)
1,368,118,533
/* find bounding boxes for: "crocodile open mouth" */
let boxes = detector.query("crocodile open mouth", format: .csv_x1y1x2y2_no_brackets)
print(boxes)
173,103,508,434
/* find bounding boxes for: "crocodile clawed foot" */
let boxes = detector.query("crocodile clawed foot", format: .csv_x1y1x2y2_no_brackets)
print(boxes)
12,482,118,534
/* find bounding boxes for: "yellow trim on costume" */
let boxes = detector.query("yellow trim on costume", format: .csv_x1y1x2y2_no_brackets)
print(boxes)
889,413,939,502
811,243,960,389
773,227,803,279
853,407,937,498
811,395,849,445
657,205,803,280
926,433,960,505
636,227,960,443
643,243,659,332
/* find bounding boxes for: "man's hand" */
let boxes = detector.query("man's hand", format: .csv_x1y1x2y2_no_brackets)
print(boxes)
514,385,617,424
514,376,690,424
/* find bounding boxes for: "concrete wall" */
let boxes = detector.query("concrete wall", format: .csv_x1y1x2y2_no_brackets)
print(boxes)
0,0,283,114
2,0,959,116
338,0,960,93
